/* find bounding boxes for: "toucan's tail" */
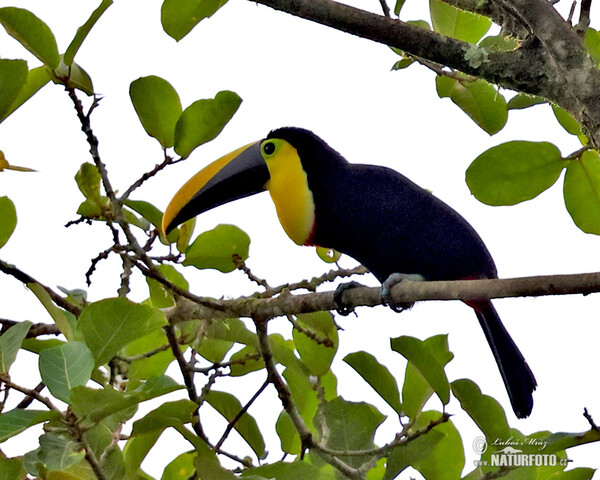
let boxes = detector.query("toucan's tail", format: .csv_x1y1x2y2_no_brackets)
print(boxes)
472,301,537,418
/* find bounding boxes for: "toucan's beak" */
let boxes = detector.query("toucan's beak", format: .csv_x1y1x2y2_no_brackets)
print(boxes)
162,141,269,234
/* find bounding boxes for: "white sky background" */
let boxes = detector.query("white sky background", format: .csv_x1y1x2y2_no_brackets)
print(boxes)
1,0,600,476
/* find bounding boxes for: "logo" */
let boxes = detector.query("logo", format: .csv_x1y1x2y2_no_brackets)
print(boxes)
472,436,570,468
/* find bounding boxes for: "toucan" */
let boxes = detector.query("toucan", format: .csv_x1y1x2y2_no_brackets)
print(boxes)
162,127,537,418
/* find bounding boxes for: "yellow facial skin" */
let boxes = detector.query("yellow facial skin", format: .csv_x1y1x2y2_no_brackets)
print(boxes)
260,139,316,246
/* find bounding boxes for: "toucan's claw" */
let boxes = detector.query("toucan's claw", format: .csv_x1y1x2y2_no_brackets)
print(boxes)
380,273,425,313
333,281,365,316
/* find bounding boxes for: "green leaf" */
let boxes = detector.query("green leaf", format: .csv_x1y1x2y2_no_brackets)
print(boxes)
132,399,197,436
385,426,445,479
466,141,565,206
0,409,57,443
37,432,86,471
61,60,95,96
436,76,507,134
124,199,164,230
121,328,174,384
400,335,453,420
161,0,229,41
0,321,32,374
241,461,322,480
552,104,585,137
391,335,451,406
184,224,250,272
507,93,547,110
394,0,407,16
39,341,95,402
1,65,51,123
585,27,600,66
409,411,464,480
0,60,28,124
344,351,403,417
196,336,234,364
451,378,511,440
205,390,265,457
320,397,385,467
229,345,263,376
293,311,338,376
564,150,600,234
146,263,189,308
315,246,341,264
130,76,182,148
174,90,242,158
0,458,25,479
176,217,196,252
27,283,75,340
71,375,181,426
162,452,196,480
275,411,301,455
70,386,135,425
0,196,17,249
0,8,59,68
195,455,237,480
123,430,162,476
77,298,167,366
282,366,319,426
64,0,112,66
100,445,126,480
429,0,491,43
75,162,102,203
541,429,600,454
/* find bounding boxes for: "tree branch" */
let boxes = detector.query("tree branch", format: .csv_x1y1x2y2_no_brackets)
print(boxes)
0,259,82,316
249,0,600,147
166,271,600,322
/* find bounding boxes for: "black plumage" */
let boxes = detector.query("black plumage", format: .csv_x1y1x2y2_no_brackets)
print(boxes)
267,127,537,418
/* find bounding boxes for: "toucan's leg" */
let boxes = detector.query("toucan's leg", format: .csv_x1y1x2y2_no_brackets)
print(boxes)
333,281,365,316
380,273,425,312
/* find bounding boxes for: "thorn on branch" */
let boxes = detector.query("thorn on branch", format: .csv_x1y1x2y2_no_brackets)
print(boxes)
233,254,272,291
584,407,599,431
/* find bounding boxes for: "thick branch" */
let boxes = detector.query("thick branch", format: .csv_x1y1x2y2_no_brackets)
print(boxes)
167,271,600,322
250,0,600,146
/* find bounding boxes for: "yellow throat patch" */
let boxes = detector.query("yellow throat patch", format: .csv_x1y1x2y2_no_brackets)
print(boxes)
263,139,315,245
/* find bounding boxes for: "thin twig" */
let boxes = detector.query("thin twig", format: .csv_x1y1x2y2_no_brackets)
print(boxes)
287,315,334,347
114,343,172,363
65,409,108,480
258,264,368,298
577,0,592,35
215,379,270,451
134,259,228,311
191,353,262,374
233,254,271,291
120,150,181,201
378,0,390,17
1,377,60,412
0,319,60,337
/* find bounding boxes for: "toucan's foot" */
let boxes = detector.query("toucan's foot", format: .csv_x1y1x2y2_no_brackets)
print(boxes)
380,273,425,313
333,281,365,316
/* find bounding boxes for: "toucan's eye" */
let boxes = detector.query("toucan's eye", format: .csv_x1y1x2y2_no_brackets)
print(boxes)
263,142,276,155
